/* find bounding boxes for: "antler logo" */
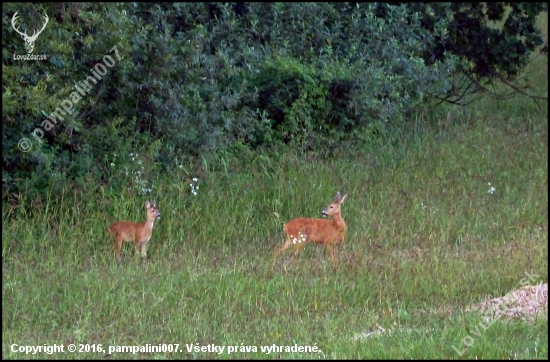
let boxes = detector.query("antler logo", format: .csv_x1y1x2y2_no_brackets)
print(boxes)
11,11,49,54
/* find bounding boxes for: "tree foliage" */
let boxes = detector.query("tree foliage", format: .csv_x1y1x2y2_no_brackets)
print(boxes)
2,2,546,206
389,2,547,104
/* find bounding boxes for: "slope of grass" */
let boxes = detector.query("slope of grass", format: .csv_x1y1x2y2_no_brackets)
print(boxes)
3,103,547,359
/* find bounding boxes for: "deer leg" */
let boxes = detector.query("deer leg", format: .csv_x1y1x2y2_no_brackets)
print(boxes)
274,237,292,256
272,237,292,268
325,242,337,265
114,237,123,262
140,241,148,260
291,241,307,260
134,241,142,258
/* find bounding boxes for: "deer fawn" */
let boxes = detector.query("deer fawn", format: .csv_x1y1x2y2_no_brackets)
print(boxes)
272,191,348,267
109,200,161,262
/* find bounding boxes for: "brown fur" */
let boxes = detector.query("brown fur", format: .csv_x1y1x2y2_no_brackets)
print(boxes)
109,200,161,261
273,192,348,267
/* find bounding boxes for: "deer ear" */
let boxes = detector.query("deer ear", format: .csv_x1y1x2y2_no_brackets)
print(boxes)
340,194,348,203
145,200,151,208
334,192,342,203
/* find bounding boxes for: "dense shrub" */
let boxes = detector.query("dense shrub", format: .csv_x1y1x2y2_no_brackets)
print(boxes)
2,2,546,208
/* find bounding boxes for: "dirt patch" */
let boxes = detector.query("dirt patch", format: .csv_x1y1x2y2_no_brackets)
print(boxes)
465,283,548,322
352,283,548,341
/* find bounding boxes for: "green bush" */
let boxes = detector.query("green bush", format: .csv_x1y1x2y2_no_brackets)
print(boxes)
2,3,546,209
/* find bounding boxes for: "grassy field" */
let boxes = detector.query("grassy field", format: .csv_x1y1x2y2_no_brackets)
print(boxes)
3,15,548,361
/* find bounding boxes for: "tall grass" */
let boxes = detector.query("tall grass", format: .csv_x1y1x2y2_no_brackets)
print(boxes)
2,15,548,360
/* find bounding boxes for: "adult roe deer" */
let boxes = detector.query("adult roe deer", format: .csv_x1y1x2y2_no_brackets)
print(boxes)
272,191,348,267
109,200,161,261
